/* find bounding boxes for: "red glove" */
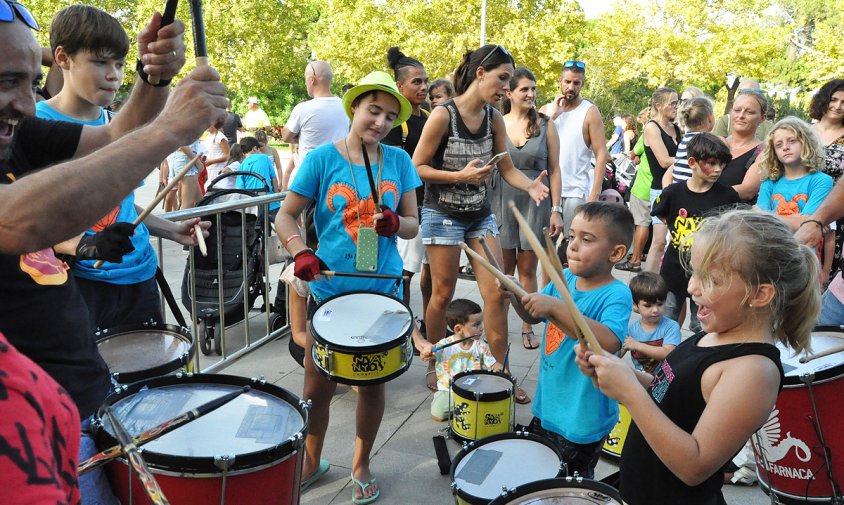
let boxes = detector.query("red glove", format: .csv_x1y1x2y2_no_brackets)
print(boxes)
293,249,328,281
375,205,400,237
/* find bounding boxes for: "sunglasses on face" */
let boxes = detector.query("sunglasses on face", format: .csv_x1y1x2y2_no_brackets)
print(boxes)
0,0,38,30
564,60,586,70
478,44,512,67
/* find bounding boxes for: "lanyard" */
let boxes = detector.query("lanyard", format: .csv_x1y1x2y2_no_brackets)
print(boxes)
343,139,384,227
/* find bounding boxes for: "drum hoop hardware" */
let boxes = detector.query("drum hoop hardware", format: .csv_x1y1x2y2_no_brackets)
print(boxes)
214,454,234,505
803,373,843,501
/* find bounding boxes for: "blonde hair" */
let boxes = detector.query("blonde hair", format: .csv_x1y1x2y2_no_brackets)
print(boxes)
758,116,826,181
679,96,714,131
688,209,819,353
648,87,677,121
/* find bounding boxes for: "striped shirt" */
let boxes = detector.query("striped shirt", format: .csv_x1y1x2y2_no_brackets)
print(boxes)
672,131,702,183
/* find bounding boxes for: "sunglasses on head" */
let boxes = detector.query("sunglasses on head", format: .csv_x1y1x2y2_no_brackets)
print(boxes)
478,45,512,67
564,60,586,70
0,0,38,30
738,88,767,96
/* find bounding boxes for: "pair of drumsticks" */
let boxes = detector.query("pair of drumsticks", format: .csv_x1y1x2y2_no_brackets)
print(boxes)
458,201,605,357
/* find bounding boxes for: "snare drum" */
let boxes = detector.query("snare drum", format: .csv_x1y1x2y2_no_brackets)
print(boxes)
488,477,624,504
602,404,631,460
451,432,565,505
95,374,308,505
310,291,413,385
95,323,195,385
752,326,844,504
450,370,515,442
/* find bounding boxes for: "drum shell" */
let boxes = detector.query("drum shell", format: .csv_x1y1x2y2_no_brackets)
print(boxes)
450,370,514,442
602,404,631,460
450,432,565,505
95,373,308,505
487,477,624,504
95,322,195,384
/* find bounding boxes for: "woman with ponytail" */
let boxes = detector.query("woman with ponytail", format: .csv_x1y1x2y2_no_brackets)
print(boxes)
413,45,549,403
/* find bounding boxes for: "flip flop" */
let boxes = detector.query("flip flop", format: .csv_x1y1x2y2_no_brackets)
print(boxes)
426,370,438,392
522,331,539,350
300,459,330,492
351,472,380,504
514,385,532,405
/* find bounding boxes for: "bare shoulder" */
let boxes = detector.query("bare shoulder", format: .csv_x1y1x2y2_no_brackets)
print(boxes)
702,352,780,403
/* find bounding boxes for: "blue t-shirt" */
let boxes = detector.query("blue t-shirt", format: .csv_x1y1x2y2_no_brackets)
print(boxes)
533,270,633,444
290,143,422,301
35,102,158,285
236,154,279,212
756,171,834,216
609,125,624,154
627,316,682,373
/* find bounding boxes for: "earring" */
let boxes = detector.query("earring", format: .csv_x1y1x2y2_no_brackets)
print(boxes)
749,304,753,308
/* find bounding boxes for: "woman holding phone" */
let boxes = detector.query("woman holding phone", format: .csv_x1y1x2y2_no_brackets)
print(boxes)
413,45,549,403
276,71,431,504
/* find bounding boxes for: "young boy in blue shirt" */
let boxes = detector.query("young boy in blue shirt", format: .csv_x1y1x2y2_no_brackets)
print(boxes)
511,201,634,478
623,271,681,373
237,136,281,220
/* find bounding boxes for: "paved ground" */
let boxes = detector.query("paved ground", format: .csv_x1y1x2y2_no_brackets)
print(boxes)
135,153,773,504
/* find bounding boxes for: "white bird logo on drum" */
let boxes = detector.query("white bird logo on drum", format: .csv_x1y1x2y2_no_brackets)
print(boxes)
754,408,812,463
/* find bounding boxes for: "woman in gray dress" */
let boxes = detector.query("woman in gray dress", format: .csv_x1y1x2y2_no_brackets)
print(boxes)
492,67,562,349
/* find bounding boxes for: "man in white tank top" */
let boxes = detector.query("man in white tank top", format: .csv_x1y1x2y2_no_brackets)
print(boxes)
539,61,610,239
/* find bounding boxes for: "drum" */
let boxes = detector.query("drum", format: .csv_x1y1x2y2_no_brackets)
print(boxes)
95,373,308,505
450,370,515,442
310,291,413,385
488,477,624,504
96,322,195,385
752,326,844,504
451,432,565,505
601,404,631,460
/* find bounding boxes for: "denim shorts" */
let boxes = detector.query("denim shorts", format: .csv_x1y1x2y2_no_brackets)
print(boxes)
421,207,498,246
649,188,663,226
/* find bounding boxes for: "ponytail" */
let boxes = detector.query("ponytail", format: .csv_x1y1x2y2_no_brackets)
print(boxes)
453,44,515,96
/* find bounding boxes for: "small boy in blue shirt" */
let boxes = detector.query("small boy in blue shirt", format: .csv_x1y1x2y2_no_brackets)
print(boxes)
510,201,634,478
237,136,281,219
623,271,681,374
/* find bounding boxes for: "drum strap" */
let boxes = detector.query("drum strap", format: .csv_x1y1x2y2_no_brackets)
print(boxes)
155,267,188,328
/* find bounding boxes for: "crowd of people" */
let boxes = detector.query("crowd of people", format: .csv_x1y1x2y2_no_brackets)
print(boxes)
1,2,843,505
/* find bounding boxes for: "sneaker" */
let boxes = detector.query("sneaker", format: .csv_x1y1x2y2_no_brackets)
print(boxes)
725,466,757,486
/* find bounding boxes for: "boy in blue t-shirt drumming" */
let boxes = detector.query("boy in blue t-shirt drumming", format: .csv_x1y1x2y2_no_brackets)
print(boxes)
509,201,634,478
623,272,681,374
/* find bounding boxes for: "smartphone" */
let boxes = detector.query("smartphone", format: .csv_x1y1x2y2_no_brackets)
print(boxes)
484,152,509,166
356,227,379,272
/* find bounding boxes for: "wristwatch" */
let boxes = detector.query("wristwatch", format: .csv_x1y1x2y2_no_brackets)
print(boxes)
551,205,563,214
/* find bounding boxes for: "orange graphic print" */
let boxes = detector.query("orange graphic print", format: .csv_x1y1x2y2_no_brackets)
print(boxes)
326,180,398,243
545,322,566,355
91,206,120,232
19,249,69,286
772,194,808,216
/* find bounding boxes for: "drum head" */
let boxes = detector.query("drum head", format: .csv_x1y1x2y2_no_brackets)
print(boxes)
100,376,306,472
778,327,844,385
98,328,191,375
454,371,514,394
311,292,411,350
453,435,562,501
489,477,624,504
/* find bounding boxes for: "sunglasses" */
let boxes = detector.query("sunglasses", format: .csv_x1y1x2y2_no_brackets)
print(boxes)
738,88,767,96
478,45,512,67
564,60,586,70
0,0,38,30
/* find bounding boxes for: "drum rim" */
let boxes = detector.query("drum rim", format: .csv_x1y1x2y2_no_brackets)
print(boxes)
782,325,844,386
486,476,623,504
451,369,515,402
450,431,565,503
756,466,835,503
95,373,309,474
310,290,413,353
95,322,196,384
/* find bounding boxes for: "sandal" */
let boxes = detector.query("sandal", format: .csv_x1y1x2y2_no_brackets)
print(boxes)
301,459,330,491
615,261,641,272
521,330,539,350
351,472,381,504
426,370,438,392
514,385,531,404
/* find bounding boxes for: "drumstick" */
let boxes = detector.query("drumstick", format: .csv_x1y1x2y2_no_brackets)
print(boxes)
542,227,565,277
478,236,520,305
508,201,604,356
93,154,202,269
187,0,210,256
430,334,480,353
320,270,408,281
79,386,249,475
502,342,511,370
799,342,844,364
147,0,179,86
104,407,170,505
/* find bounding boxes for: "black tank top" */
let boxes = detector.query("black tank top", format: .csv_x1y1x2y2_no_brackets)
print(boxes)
644,120,681,190
619,333,783,505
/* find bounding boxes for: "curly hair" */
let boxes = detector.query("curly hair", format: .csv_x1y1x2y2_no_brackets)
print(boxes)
758,116,826,181
809,78,844,123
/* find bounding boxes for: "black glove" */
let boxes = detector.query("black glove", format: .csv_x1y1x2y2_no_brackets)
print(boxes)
76,222,136,263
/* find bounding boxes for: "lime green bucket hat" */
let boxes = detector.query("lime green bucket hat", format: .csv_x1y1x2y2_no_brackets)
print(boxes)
342,71,412,128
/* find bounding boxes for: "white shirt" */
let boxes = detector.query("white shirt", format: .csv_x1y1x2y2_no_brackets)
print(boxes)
286,96,349,183
553,99,595,199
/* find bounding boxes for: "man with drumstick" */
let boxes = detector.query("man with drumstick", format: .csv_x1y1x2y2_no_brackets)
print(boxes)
0,3,227,503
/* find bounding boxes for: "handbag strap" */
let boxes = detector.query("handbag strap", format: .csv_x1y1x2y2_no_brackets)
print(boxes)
155,267,188,328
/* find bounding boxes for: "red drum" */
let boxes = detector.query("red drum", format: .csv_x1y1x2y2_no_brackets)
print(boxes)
95,373,309,505
752,327,844,503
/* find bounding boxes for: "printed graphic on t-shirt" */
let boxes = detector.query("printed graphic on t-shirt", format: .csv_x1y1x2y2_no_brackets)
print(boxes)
91,206,120,232
772,193,808,216
649,359,675,403
671,208,699,253
631,338,665,374
19,249,69,286
326,180,398,244
545,322,566,356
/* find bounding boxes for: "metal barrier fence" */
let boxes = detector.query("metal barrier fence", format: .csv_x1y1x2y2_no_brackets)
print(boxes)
155,192,290,374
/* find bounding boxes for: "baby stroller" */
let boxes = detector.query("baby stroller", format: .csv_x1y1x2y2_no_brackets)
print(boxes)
181,171,270,355
593,157,631,202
